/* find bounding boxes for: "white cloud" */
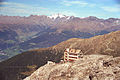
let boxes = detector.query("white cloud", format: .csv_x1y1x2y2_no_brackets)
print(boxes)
101,6,120,12
62,0,88,7
0,2,46,9
54,11,78,16
0,7,30,14
0,2,79,16
0,2,8,5
0,2,50,16
61,0,96,8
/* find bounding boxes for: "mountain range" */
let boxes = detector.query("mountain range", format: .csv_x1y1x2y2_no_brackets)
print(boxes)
0,14,120,61
0,30,120,80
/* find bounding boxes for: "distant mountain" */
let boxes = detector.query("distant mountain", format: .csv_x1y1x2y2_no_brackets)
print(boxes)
0,31,120,80
0,15,120,61
48,13,70,19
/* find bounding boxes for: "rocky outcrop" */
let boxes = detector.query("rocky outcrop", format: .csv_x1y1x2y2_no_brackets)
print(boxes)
24,55,120,80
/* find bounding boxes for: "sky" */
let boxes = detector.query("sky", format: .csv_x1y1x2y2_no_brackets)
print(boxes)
0,0,120,19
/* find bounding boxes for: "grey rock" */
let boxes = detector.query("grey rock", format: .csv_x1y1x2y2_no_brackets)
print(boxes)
24,55,120,80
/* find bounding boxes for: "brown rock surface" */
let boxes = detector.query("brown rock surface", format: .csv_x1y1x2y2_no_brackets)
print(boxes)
24,55,120,80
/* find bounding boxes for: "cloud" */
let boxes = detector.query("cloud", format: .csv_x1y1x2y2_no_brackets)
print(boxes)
61,0,96,8
0,2,79,16
0,0,5,6
0,2,46,9
101,6,120,12
0,7,29,14
61,0,88,7
0,2,49,16
54,10,78,16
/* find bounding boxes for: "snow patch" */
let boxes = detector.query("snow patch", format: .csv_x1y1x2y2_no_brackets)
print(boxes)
48,13,67,19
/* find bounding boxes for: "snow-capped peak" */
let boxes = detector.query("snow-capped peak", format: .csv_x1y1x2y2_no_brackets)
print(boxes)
48,13,67,19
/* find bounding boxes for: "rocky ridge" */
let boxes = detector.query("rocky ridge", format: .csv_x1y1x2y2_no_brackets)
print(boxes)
24,55,120,80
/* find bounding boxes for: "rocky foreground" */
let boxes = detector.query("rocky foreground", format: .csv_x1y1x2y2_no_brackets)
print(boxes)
24,55,120,80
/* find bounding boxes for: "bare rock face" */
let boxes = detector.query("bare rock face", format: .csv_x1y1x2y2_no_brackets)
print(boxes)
24,55,120,80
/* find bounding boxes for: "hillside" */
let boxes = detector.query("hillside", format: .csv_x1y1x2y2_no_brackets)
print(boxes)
24,55,120,80
0,15,120,61
0,31,120,80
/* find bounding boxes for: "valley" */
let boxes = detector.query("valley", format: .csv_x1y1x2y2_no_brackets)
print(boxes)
0,15,120,61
